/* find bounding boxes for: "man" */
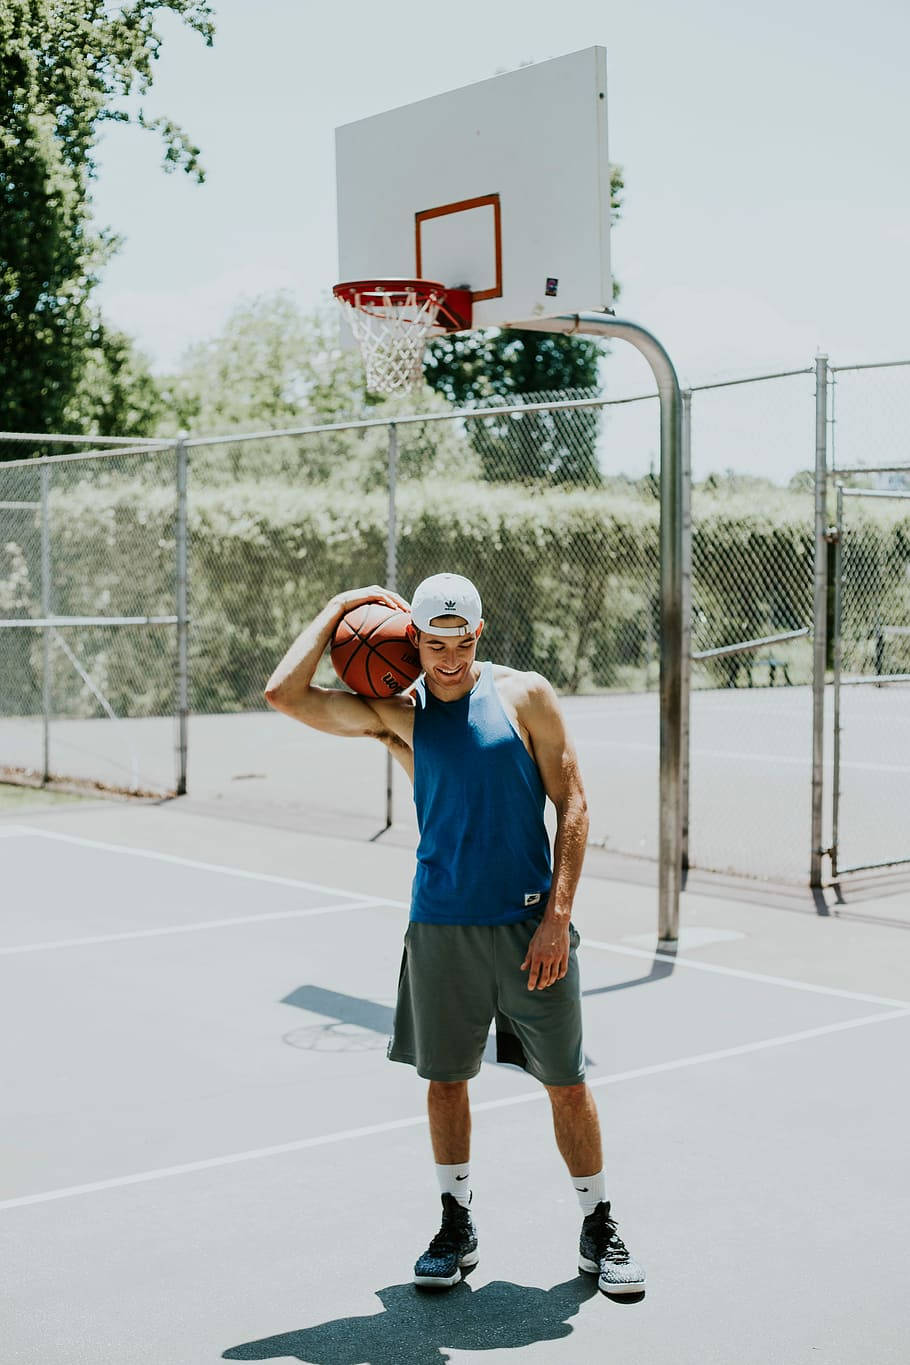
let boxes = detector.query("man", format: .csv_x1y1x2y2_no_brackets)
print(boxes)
265,573,645,1296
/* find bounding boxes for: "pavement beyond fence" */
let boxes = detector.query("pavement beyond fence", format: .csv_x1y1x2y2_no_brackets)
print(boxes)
1,797,909,1364
4,680,905,884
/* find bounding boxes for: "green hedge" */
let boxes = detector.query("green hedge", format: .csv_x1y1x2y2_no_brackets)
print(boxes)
2,479,908,716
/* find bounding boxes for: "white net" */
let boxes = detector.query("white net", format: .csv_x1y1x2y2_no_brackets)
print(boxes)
335,283,444,395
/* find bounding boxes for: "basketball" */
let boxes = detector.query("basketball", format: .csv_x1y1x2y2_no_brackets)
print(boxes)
331,602,421,698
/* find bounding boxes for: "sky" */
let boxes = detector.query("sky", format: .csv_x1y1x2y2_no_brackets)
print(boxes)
90,0,910,480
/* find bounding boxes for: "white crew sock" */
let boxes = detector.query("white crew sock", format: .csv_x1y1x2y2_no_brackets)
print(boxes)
436,1162,471,1209
572,1170,606,1217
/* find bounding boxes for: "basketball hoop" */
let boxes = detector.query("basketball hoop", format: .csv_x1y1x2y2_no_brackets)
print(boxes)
333,278,472,396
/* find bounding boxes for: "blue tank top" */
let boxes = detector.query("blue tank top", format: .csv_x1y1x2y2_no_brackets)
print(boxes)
410,661,552,924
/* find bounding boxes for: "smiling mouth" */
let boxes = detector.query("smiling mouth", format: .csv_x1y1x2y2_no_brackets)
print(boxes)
436,665,464,677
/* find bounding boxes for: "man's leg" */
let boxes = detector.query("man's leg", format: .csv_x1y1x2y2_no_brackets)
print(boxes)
547,1082,647,1294
544,1081,602,1176
428,1080,471,1163
413,1081,478,1288
428,1080,473,1208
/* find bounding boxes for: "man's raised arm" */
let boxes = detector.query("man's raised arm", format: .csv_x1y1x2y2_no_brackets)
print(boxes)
264,585,409,738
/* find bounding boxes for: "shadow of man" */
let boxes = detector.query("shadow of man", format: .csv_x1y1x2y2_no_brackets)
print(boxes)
223,1274,599,1363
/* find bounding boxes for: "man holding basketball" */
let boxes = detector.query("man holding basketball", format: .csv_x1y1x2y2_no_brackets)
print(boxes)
265,573,645,1297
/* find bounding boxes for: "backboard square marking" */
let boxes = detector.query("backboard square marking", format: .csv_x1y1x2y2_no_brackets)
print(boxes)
415,194,502,302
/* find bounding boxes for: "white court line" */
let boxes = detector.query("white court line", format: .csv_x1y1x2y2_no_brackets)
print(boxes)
10,827,903,1006
570,703,809,725
581,939,910,1009
0,824,31,837
0,899,382,956
690,749,910,777
11,825,408,908
581,739,810,766
586,939,910,1008
567,706,660,721
1,1006,906,1213
580,739,910,776
832,757,910,776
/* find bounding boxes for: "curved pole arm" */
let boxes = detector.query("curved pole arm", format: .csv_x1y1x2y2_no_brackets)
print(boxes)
517,313,684,942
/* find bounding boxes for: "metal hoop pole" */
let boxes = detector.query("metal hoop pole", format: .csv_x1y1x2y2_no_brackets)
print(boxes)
517,313,684,942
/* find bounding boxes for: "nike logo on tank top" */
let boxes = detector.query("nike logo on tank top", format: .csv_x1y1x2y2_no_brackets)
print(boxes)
410,661,552,924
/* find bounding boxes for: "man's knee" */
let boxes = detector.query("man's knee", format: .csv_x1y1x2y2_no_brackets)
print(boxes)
428,1079,469,1100
545,1080,589,1110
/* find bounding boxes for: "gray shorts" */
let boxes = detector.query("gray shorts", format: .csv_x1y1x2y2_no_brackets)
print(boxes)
387,916,585,1086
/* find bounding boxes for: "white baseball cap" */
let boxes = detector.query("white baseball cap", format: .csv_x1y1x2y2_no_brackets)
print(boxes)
410,573,483,637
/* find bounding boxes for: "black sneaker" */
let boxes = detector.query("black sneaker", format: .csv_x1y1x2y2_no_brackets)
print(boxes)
578,1200,646,1295
413,1193,479,1289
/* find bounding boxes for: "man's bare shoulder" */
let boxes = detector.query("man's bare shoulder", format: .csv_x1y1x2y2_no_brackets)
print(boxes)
370,691,418,713
367,690,417,743
491,665,558,712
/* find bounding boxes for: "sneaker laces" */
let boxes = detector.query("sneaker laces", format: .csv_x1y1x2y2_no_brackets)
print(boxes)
600,1210,631,1264
426,1226,460,1256
426,1205,469,1257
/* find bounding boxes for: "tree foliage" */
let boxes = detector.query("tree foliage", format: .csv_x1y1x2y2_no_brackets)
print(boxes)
162,293,366,435
152,292,476,486
0,0,213,437
424,327,603,408
62,322,164,437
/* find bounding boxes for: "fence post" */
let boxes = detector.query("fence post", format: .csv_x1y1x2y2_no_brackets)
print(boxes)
175,436,189,796
830,482,844,879
680,389,693,872
40,463,51,784
384,422,398,831
810,355,829,886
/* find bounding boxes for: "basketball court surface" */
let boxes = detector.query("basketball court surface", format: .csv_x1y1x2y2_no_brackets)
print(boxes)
2,796,908,1363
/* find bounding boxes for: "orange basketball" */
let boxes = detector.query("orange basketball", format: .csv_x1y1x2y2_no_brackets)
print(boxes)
331,602,422,698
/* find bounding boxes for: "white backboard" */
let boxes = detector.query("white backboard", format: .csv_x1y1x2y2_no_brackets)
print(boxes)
335,48,612,329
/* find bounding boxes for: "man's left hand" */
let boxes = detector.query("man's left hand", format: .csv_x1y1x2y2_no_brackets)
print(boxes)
520,918,570,991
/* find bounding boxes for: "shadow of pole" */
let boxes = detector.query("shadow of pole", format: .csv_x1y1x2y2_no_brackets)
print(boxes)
582,946,677,999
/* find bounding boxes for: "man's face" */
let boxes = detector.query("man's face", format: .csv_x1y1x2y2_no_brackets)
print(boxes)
410,615,484,692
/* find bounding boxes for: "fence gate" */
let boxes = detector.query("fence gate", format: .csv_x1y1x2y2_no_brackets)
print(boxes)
0,440,184,799
831,484,910,876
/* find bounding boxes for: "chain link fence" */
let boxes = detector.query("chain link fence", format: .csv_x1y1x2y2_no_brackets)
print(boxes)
686,370,817,881
0,437,181,797
2,358,909,883
185,427,392,832
832,487,910,876
828,360,910,877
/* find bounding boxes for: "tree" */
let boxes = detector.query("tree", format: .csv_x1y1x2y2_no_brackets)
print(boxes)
162,293,366,435
62,323,164,437
424,322,604,410
0,0,213,441
162,292,479,485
